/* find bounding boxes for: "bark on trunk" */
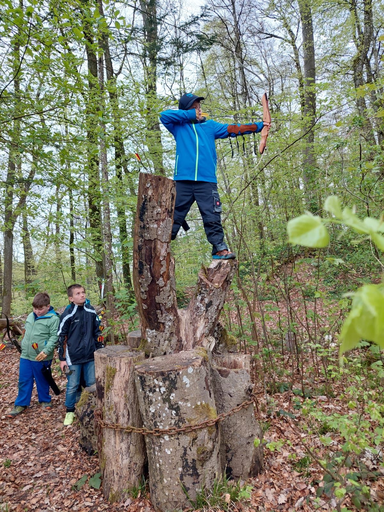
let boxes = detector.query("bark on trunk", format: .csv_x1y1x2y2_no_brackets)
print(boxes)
95,346,146,502
76,384,98,455
133,173,181,356
180,260,237,350
211,354,263,478
134,350,221,512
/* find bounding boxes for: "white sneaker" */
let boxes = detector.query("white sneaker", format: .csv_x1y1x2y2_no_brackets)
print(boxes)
64,412,75,426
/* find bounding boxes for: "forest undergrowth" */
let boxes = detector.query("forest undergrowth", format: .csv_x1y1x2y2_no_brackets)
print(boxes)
1,260,384,512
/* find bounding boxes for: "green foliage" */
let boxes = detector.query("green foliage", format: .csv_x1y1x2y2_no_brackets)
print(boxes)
288,196,384,356
2,459,12,468
72,475,88,490
182,475,252,511
125,476,148,499
287,214,330,248
88,472,102,490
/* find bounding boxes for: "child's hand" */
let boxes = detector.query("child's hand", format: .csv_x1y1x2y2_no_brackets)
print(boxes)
35,351,47,361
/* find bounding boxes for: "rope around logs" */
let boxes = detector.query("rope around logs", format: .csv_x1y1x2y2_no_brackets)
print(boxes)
94,394,258,437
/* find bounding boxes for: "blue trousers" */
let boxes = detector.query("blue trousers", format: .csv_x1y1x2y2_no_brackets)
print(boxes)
65,361,95,412
172,180,228,255
15,358,51,406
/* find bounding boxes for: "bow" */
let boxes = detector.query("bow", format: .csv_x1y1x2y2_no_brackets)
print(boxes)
259,93,271,155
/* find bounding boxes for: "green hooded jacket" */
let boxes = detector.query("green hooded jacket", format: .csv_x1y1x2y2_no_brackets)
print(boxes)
20,307,60,361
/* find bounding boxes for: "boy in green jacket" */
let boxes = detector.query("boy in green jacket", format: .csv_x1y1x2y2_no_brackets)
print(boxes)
7,292,60,418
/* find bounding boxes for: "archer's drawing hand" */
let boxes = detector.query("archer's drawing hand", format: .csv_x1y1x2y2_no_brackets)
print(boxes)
35,351,47,361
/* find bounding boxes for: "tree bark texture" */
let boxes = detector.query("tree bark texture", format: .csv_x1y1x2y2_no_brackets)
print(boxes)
75,383,98,455
134,350,221,512
133,173,181,356
133,173,237,355
180,260,237,350
211,354,263,478
95,346,146,502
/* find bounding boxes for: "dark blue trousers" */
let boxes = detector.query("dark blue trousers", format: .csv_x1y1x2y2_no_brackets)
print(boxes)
15,358,51,406
172,181,228,255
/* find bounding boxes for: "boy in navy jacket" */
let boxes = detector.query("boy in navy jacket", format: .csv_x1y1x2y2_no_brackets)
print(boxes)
57,284,104,425
160,93,269,259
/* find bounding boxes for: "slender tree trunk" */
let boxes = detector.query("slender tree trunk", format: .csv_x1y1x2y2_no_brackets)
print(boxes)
97,6,116,341
69,187,76,282
21,212,36,290
100,7,134,294
139,0,165,174
81,0,104,284
298,0,317,213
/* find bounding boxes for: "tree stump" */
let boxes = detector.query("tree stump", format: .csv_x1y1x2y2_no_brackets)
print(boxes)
180,261,237,350
134,350,221,512
211,354,263,478
75,383,98,455
133,173,181,356
95,346,146,502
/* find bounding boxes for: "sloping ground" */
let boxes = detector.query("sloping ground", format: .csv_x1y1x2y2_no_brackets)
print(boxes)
1,346,384,512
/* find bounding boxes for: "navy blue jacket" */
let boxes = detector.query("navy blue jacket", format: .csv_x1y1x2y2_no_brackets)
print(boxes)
57,300,103,365
160,108,263,183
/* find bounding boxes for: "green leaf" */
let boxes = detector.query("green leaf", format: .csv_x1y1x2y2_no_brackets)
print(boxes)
73,27,83,39
340,284,384,356
89,472,102,489
287,214,329,248
73,475,88,490
363,217,384,233
341,208,370,234
324,196,342,218
370,232,384,251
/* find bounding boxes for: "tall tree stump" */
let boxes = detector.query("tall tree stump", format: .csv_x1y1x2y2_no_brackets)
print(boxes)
211,354,263,478
134,350,221,512
95,346,146,502
133,173,181,356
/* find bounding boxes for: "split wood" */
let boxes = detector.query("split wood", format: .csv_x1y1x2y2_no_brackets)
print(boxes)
94,394,259,437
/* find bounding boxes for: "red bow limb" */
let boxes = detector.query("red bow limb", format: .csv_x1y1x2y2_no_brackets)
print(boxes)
259,93,271,155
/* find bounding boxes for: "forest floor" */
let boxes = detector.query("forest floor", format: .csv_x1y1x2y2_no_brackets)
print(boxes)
1,343,384,512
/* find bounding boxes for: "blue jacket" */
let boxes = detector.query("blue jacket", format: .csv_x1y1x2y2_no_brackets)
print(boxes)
160,108,263,183
57,299,103,365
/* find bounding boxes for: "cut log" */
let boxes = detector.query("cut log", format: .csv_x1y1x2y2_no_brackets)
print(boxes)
95,346,146,502
75,384,98,455
180,260,237,350
0,318,24,336
211,354,263,478
133,173,181,356
134,350,221,512
123,330,142,350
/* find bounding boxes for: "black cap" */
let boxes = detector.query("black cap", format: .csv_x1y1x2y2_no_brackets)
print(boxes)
178,93,205,110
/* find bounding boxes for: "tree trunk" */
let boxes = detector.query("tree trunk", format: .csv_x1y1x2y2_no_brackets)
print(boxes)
139,0,165,174
95,346,146,502
68,187,76,282
75,383,98,455
180,261,237,350
211,354,263,478
81,0,104,284
134,350,221,512
97,44,116,342
298,0,317,213
133,173,181,356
